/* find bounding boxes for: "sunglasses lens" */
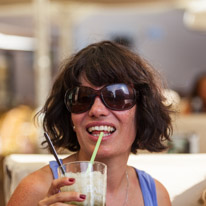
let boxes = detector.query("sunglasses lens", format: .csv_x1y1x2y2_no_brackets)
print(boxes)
102,84,136,110
65,84,136,113
65,87,94,113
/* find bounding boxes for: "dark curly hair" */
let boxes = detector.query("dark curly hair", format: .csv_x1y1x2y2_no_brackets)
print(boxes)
38,40,173,154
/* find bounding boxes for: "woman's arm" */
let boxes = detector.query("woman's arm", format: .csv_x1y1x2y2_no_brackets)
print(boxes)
6,166,86,206
155,179,172,206
7,168,50,206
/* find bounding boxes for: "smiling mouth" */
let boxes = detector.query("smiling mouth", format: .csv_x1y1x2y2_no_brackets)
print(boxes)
87,125,116,136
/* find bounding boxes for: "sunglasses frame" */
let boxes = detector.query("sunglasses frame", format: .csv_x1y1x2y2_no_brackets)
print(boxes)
64,83,137,114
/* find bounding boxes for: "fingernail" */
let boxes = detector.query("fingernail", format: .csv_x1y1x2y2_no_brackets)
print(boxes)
80,194,86,200
68,178,75,182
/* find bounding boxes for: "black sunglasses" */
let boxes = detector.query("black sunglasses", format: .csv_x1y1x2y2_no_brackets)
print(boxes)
64,83,136,114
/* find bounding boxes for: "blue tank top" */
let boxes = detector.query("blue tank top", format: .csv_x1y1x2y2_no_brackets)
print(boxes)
49,160,158,206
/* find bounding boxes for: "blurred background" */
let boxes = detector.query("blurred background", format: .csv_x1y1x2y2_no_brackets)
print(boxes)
0,0,206,205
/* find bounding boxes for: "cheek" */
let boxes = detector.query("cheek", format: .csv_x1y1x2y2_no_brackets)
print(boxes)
71,114,77,126
71,114,85,143
128,107,137,125
71,114,84,129
121,107,137,136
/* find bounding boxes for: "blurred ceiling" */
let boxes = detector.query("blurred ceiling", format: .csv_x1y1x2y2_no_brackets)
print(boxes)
0,0,178,36
0,0,205,37
0,0,178,5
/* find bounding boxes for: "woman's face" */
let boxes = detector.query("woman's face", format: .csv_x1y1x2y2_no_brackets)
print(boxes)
71,77,137,159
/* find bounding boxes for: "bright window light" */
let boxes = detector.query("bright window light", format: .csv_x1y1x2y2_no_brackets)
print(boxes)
0,33,34,51
187,0,206,13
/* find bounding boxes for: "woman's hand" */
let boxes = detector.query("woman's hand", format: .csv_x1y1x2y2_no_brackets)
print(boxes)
38,177,86,206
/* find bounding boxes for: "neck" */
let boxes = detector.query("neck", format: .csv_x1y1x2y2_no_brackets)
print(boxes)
104,154,130,206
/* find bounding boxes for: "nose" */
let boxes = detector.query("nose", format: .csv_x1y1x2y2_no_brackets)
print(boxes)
88,96,110,117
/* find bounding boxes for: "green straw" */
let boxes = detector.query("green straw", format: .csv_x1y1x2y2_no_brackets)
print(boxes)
86,131,104,173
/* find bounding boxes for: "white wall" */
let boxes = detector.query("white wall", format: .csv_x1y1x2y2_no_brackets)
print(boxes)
73,7,206,96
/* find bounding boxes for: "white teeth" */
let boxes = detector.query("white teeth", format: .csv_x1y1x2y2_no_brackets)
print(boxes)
87,125,115,133
88,127,93,133
110,127,115,132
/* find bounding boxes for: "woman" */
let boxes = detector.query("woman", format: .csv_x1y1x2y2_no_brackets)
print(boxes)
7,41,172,206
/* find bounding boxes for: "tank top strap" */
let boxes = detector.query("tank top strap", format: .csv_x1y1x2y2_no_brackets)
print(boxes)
49,160,63,179
135,168,158,206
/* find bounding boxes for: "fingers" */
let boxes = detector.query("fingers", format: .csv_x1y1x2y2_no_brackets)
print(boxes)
39,191,86,206
47,177,75,195
38,177,86,206
49,191,86,205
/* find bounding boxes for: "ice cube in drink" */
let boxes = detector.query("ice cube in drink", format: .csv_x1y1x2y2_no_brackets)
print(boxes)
59,162,107,206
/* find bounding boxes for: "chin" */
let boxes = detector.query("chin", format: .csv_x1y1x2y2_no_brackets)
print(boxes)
95,149,117,160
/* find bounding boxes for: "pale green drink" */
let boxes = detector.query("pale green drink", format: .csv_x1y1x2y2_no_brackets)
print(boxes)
58,161,107,206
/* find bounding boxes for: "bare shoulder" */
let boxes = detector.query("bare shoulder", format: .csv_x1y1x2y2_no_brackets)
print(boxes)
155,179,171,206
7,165,53,206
